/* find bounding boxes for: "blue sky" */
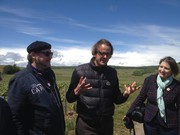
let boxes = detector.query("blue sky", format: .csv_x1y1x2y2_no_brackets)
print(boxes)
0,0,180,67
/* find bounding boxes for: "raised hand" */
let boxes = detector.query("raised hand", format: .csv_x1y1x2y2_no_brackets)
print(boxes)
123,81,141,97
74,76,92,95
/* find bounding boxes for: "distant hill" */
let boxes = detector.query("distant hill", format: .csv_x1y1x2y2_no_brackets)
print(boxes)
0,63,180,72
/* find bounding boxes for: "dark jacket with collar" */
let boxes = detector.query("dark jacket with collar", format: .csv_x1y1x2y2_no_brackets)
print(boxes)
126,74,180,133
8,63,65,135
0,97,15,135
66,58,128,119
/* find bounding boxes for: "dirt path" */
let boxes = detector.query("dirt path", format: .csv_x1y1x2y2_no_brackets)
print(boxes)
134,122,144,135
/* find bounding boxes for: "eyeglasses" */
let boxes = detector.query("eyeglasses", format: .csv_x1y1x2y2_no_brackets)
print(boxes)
38,51,53,57
97,51,111,57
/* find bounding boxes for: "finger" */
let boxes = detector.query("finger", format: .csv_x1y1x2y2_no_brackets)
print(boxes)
131,81,137,87
87,86,93,90
82,77,87,84
86,83,93,89
137,85,142,90
79,76,87,84
79,76,84,83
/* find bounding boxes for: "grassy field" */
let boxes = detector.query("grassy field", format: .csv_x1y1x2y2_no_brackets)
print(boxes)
1,65,180,135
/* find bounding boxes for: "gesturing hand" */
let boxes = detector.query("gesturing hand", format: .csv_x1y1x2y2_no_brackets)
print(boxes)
74,76,92,95
123,81,141,97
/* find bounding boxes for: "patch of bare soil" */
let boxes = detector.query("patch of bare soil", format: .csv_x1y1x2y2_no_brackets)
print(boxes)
134,122,144,135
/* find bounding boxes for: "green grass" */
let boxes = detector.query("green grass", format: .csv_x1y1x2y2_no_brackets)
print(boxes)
53,68,73,84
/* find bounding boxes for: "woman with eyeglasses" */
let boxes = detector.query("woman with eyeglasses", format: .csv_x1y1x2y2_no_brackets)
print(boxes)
8,41,65,135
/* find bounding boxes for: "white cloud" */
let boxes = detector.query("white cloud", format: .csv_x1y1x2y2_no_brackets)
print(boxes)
110,44,180,67
0,48,27,65
51,48,92,66
0,44,179,67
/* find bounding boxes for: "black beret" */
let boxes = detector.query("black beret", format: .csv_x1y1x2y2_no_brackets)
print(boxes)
27,41,51,53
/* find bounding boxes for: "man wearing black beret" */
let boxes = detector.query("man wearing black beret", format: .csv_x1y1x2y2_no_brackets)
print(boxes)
27,41,52,53
8,41,65,135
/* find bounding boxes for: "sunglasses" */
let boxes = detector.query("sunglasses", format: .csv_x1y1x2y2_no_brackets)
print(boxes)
38,51,53,57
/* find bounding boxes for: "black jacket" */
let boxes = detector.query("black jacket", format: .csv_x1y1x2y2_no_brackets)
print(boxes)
8,63,65,135
0,97,15,135
66,58,128,119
